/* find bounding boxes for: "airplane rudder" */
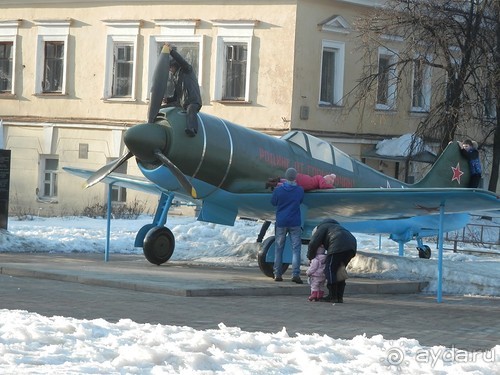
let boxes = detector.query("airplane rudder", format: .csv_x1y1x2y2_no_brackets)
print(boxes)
413,141,470,188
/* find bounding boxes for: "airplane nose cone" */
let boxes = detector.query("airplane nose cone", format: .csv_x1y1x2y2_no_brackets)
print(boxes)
124,123,168,163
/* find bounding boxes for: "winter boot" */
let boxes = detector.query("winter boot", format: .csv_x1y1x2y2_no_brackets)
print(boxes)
318,290,324,300
308,291,318,302
337,281,346,303
321,284,337,302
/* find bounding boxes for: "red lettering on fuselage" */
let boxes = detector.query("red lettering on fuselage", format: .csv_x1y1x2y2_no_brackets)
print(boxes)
259,148,290,169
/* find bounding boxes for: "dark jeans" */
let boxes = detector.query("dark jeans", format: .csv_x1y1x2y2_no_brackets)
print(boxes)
186,103,201,133
324,250,356,285
469,174,481,188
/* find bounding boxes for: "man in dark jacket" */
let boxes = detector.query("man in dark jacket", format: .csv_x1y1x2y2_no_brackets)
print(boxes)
162,43,202,137
271,168,304,283
307,219,357,303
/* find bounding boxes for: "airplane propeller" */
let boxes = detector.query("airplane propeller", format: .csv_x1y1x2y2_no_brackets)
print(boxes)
85,150,132,188
85,45,198,198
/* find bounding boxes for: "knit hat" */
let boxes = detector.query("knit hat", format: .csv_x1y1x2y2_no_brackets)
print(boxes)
285,168,297,181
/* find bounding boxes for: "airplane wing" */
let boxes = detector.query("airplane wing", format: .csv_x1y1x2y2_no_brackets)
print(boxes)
65,165,499,220
63,167,162,196
63,166,198,204
301,187,499,220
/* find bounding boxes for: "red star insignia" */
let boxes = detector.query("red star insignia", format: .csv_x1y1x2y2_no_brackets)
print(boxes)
451,163,464,184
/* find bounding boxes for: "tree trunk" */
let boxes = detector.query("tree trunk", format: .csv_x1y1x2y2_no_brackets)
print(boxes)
487,12,500,192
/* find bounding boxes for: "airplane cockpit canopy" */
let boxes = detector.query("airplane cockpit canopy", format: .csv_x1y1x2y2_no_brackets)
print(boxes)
282,131,354,172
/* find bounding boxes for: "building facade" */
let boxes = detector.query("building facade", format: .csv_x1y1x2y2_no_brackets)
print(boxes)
0,0,494,216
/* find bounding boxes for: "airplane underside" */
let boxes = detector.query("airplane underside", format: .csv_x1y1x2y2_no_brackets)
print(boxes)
132,187,471,277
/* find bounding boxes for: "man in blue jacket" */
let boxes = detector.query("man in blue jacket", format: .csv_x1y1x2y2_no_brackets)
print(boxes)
271,168,304,283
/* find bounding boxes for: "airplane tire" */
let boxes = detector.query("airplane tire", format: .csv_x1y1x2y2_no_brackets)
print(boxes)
143,226,175,265
417,245,431,259
258,236,289,278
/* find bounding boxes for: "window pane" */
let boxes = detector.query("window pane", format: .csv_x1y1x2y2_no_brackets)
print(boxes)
377,56,390,104
157,42,200,98
107,159,127,202
320,49,335,104
412,60,424,108
43,41,64,92
53,174,58,196
307,134,333,164
282,131,308,152
224,44,247,100
44,182,51,196
111,186,119,201
112,44,133,97
45,159,58,170
0,42,13,92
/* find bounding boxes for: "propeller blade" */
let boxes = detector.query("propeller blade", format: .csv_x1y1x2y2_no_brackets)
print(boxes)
148,45,170,124
153,150,198,199
85,151,133,188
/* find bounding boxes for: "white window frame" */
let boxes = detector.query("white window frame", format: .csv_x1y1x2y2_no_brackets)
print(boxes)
376,47,398,110
0,20,19,96
318,40,345,107
38,155,59,201
148,20,203,101
102,20,140,101
411,55,432,112
213,21,256,102
34,20,70,95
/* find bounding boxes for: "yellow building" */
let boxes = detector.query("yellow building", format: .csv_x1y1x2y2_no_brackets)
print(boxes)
0,0,493,216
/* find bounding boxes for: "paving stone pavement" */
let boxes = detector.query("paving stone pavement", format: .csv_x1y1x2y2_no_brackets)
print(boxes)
0,253,499,351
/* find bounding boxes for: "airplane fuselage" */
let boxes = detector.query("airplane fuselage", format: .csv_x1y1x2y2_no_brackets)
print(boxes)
128,108,408,196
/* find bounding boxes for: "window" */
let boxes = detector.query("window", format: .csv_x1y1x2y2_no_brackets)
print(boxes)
411,57,432,112
319,40,345,106
152,40,201,99
103,20,140,101
0,41,13,93
112,43,133,97
213,20,256,102
42,41,64,93
223,43,247,100
0,20,19,95
108,159,127,203
39,156,58,199
149,20,202,101
305,133,333,164
376,48,398,110
333,148,354,173
79,143,88,159
34,20,70,95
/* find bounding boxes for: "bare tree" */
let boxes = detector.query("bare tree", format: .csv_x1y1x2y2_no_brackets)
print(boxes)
351,0,498,191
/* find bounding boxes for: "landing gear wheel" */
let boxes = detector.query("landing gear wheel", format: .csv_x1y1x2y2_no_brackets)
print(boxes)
257,236,289,278
143,226,175,265
417,245,431,259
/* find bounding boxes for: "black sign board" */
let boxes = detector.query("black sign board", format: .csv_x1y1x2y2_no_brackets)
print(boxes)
0,149,11,229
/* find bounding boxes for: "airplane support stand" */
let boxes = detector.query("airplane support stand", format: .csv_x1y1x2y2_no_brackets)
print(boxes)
437,202,445,303
104,182,115,262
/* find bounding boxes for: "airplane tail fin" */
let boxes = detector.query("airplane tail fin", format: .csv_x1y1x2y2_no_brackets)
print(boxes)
412,141,470,188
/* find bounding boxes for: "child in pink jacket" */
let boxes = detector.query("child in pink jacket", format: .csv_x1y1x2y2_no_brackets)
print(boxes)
306,245,327,301
266,173,336,191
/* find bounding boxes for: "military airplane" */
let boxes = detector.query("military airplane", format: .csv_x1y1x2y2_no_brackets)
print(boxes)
64,46,500,279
